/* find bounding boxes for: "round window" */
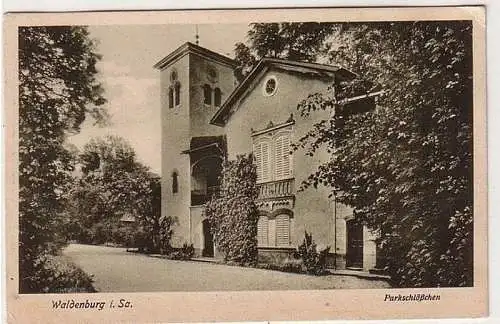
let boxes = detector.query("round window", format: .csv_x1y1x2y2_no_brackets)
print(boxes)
263,76,278,96
207,66,218,82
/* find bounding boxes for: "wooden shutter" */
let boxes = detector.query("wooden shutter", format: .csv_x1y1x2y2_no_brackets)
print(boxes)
254,140,271,182
275,214,290,247
257,216,269,246
275,133,291,179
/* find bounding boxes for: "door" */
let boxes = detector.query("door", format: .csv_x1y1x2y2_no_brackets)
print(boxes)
202,219,214,257
346,220,364,269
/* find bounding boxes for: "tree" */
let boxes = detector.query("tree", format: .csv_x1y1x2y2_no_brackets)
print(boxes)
296,21,473,287
233,23,334,81
69,135,168,252
239,21,473,287
205,155,259,264
19,26,107,292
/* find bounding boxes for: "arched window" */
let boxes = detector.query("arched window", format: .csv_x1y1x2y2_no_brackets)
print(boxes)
168,69,180,108
214,87,222,107
168,87,174,108
174,82,181,106
172,171,178,194
257,215,269,246
203,84,212,105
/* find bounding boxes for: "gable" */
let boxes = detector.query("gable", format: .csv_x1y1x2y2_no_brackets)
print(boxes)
210,58,356,126
226,66,334,126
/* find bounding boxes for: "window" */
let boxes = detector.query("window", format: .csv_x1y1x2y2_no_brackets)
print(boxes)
203,85,222,108
168,69,181,108
207,66,218,82
257,216,269,246
168,88,174,108
172,172,178,194
253,139,272,182
253,130,292,183
257,212,292,247
170,70,178,82
174,82,181,106
214,88,222,107
274,134,292,180
263,76,278,96
203,84,212,105
275,214,290,247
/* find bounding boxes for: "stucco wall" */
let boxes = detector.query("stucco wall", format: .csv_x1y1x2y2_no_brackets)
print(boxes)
224,67,346,250
189,205,204,254
160,55,192,247
161,52,237,248
189,54,235,138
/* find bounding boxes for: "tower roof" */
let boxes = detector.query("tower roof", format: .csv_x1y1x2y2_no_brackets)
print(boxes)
153,42,237,70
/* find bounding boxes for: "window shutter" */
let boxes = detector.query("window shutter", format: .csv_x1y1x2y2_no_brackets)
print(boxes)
275,214,290,247
254,143,262,182
261,142,270,181
275,133,291,179
257,216,269,246
254,141,271,182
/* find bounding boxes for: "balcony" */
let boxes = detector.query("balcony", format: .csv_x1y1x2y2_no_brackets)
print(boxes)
257,178,295,200
191,185,219,206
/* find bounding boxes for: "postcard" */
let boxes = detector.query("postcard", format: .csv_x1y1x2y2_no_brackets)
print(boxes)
4,6,487,323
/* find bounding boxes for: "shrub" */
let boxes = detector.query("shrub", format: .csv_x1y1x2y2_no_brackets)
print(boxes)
20,253,96,294
296,231,330,275
158,216,176,254
166,243,194,261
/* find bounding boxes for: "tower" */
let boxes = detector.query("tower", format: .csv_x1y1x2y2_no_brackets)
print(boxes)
154,42,236,253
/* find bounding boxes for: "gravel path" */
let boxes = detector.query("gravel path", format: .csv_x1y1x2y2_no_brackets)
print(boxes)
63,243,391,292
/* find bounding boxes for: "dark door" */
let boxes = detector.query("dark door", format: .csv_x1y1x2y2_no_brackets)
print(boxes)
346,220,363,269
202,219,214,257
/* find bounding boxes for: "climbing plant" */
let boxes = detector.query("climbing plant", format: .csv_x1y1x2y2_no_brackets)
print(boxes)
205,154,259,265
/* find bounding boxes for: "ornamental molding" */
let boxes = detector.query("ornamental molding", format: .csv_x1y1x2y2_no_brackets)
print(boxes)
256,196,295,212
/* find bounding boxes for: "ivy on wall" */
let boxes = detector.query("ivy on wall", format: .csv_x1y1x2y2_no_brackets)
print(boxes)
205,154,259,265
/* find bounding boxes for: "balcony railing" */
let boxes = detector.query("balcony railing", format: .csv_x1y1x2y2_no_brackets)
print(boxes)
191,185,220,206
257,178,295,200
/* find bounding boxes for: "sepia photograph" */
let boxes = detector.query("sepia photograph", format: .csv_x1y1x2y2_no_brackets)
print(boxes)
5,7,487,322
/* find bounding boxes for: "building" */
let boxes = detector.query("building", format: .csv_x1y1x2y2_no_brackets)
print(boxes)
155,41,382,271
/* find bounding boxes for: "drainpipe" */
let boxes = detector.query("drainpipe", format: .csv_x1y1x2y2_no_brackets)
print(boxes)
189,207,192,245
331,81,338,270
333,189,337,270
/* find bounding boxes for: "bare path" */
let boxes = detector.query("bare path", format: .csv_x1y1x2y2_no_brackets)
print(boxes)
63,244,390,292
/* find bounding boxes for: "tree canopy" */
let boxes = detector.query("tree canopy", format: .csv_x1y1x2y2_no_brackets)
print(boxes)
233,22,334,81
67,135,165,251
238,21,474,287
19,26,107,292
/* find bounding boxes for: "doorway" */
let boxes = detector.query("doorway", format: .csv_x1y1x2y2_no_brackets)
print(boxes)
346,219,364,269
202,219,214,257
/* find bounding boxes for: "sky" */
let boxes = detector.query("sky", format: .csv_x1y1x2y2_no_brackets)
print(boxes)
67,24,250,175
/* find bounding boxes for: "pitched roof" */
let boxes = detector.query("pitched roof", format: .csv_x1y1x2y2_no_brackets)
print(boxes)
210,58,358,126
153,42,237,70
